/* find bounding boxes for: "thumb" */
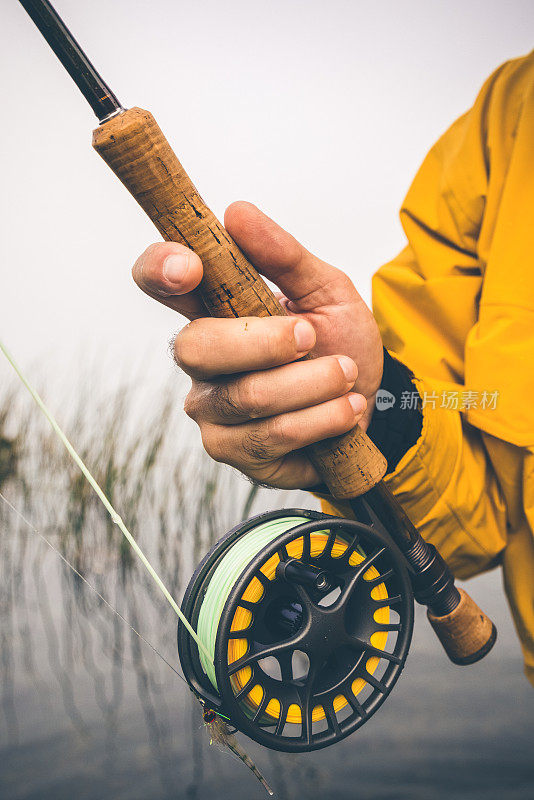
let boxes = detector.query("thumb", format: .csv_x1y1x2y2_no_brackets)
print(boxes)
224,201,355,312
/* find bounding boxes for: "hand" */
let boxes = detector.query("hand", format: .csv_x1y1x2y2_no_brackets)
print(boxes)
132,202,383,489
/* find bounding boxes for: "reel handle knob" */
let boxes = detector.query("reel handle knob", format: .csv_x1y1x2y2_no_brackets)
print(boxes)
92,107,387,499
427,588,497,665
276,558,332,592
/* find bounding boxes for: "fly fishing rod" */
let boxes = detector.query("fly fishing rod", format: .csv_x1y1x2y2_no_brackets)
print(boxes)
18,0,496,754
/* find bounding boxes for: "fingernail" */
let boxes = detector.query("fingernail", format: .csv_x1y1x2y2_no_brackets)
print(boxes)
337,356,357,383
163,253,189,287
348,393,367,415
294,320,315,352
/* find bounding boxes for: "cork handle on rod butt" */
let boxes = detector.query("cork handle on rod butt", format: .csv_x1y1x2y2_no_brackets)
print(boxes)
93,107,387,498
427,589,497,665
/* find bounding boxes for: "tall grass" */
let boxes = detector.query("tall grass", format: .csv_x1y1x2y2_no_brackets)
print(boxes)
0,369,304,595
0,371,320,796
0,392,18,489
0,371,262,742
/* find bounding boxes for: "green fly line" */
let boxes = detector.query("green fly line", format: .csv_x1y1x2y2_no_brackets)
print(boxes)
0,339,211,664
197,515,311,687
0,489,187,684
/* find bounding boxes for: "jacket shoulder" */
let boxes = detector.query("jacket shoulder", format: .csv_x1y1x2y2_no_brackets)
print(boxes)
482,50,534,127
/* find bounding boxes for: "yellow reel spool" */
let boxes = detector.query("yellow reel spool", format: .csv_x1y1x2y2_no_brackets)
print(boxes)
228,531,389,724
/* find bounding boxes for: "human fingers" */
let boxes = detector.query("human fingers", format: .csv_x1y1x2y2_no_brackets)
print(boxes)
174,315,316,380
185,355,357,425
198,392,367,488
132,241,205,320
224,201,357,311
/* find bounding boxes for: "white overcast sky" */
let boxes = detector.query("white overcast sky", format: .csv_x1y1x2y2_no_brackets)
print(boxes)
1,0,534,393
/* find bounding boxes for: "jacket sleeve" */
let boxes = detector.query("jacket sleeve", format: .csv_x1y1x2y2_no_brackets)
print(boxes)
353,61,532,579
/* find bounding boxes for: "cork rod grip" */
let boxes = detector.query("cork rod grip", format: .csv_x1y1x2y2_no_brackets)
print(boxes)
92,107,387,498
428,589,497,665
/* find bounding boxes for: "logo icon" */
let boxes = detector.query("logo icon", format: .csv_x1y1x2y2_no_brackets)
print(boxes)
375,389,395,411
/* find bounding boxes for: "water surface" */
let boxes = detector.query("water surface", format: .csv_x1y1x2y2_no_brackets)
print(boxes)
0,389,532,800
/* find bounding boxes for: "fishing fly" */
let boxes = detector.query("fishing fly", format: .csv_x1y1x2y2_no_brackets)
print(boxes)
202,708,274,796
5,0,498,790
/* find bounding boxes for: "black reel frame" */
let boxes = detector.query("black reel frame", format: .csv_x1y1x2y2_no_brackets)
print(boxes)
179,508,414,752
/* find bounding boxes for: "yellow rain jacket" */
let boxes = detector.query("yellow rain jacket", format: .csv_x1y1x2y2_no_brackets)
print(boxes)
323,52,534,685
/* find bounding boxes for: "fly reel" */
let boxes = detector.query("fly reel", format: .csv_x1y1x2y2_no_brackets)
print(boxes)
178,509,414,752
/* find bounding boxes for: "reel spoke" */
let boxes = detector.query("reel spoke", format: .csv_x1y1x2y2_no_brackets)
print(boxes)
298,659,320,745
323,528,338,559
227,628,252,639
277,542,290,562
334,547,387,609
237,599,257,612
301,531,311,562
340,535,361,564
345,691,367,720
226,632,307,676
366,568,394,586
324,701,341,736
360,671,387,693
292,581,318,612
277,651,294,682
233,672,256,700
376,622,401,632
299,690,314,745
255,570,271,590
275,702,289,736
252,691,271,723
300,699,313,746
375,594,402,608
345,635,402,665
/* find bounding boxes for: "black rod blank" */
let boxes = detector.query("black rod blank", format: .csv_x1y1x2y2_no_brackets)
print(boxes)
18,0,124,122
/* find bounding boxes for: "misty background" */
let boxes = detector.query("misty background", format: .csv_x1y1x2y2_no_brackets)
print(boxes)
2,0,534,386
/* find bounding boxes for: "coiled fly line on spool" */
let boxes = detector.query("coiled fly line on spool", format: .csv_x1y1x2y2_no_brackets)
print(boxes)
195,515,390,724
179,510,414,752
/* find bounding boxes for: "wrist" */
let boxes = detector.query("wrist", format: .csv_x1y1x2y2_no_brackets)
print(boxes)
365,349,422,473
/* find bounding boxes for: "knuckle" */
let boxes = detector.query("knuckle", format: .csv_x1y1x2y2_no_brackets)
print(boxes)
183,387,200,421
172,333,184,368
210,381,243,421
263,321,292,363
331,267,355,296
241,426,273,462
266,414,289,447
200,425,226,463
173,321,202,373
316,399,352,437
234,375,267,419
335,398,356,431
328,357,349,391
